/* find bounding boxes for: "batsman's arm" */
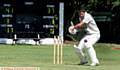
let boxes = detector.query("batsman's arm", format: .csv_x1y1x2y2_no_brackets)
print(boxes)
74,21,84,29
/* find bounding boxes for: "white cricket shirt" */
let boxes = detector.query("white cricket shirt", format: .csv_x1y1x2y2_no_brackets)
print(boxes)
82,12,100,34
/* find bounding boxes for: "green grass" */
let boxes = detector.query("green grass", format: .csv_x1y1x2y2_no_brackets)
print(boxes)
0,43,120,70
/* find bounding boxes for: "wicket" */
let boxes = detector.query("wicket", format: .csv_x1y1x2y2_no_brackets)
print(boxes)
53,36,63,64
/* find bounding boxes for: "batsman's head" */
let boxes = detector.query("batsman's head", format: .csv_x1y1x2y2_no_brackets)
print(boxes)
78,7,86,17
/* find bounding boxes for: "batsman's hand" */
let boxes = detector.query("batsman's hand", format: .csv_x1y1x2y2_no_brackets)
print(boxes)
68,25,77,35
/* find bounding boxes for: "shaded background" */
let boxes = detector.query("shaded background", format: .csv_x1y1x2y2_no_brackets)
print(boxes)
0,0,120,43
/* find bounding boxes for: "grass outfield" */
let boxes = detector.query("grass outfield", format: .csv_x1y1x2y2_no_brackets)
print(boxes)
0,43,120,70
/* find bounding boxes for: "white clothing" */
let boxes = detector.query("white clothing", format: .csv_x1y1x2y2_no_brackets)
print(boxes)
74,12,100,65
82,12,100,34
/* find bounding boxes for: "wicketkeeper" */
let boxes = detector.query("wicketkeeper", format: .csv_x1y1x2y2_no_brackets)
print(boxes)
69,7,100,66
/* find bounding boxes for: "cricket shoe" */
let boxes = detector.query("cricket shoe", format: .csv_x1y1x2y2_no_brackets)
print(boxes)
78,61,88,65
90,62,99,66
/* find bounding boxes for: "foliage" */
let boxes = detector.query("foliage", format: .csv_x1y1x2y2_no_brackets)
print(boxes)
65,0,120,42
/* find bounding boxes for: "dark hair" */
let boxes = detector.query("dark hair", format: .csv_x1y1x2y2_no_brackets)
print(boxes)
79,6,86,12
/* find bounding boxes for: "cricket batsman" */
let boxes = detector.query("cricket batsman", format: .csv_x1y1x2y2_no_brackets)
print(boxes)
69,7,100,66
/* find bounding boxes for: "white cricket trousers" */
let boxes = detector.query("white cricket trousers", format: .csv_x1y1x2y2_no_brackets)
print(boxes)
75,33,100,64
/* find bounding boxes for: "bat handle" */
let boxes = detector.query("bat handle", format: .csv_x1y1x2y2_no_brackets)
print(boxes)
70,21,74,26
